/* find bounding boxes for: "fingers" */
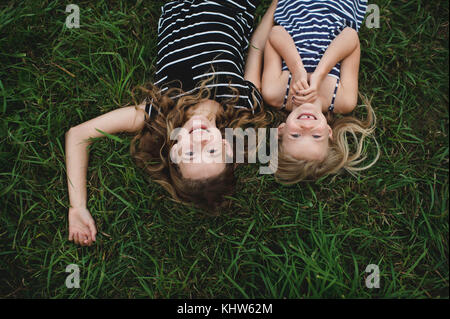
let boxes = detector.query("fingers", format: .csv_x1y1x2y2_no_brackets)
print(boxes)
289,85,299,98
82,231,93,246
294,94,316,104
291,80,317,105
291,95,302,107
88,222,97,243
299,87,314,96
292,79,311,98
292,81,301,93
74,233,80,246
68,216,97,246
71,232,94,246
294,92,317,104
301,79,309,90
83,235,92,246
79,234,91,246
292,80,306,93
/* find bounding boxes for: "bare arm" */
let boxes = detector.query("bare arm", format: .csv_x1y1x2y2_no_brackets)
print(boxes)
261,36,288,108
299,27,360,108
267,25,306,77
65,103,147,246
333,35,360,114
313,27,360,80
244,0,278,91
263,25,309,110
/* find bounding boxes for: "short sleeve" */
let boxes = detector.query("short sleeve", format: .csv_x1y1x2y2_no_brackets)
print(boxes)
242,80,263,114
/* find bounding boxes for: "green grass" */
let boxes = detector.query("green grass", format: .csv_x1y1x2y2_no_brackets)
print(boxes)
0,0,448,298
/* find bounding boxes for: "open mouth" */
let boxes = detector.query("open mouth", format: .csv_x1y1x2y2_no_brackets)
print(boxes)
297,113,317,120
189,125,209,134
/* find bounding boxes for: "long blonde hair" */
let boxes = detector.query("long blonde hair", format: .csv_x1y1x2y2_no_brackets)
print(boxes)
130,79,269,211
275,94,380,184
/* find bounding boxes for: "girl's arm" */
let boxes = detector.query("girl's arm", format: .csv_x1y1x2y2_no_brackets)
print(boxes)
65,104,147,246
331,32,360,114
267,25,308,84
244,0,278,91
262,25,309,109
314,27,360,82
298,27,360,108
261,34,289,108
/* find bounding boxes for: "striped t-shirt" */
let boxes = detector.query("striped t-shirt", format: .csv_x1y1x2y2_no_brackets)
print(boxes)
274,0,368,79
149,0,262,117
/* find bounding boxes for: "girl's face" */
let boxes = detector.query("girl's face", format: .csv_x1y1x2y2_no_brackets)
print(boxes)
279,100,333,161
170,115,232,180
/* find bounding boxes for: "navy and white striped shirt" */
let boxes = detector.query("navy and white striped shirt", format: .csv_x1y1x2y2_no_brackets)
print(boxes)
150,0,262,117
274,0,368,79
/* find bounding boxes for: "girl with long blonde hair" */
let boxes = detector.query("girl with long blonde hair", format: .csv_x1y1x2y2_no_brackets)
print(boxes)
261,0,379,183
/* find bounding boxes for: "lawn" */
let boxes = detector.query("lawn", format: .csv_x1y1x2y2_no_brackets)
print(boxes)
0,0,448,298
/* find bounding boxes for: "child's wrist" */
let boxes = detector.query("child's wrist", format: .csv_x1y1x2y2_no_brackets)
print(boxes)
312,69,327,80
292,65,307,78
69,204,87,212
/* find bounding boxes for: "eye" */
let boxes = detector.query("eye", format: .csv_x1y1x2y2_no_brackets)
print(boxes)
186,151,194,157
313,135,321,139
291,133,300,138
209,149,218,154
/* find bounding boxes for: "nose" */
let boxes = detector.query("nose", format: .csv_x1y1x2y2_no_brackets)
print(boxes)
299,121,314,130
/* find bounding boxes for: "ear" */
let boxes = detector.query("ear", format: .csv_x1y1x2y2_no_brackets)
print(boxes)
170,144,181,164
277,123,286,140
328,125,333,141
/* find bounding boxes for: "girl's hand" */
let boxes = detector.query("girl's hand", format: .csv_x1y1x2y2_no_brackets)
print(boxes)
68,207,97,246
295,71,324,105
290,67,309,108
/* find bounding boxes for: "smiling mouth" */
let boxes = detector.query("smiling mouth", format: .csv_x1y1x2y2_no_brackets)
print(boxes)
298,113,317,120
189,126,209,134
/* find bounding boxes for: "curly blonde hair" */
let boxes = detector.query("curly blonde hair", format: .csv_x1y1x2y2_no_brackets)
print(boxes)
275,94,380,184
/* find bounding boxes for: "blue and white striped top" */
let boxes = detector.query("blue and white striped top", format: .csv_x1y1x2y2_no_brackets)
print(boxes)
274,0,368,79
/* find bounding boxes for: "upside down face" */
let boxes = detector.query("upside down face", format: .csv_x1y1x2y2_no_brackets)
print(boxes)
278,100,333,162
170,115,232,180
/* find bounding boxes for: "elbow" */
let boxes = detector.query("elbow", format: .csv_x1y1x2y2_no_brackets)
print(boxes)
261,87,284,108
341,103,357,115
65,127,73,140
65,127,76,153
66,126,78,139
335,97,358,114
268,25,283,47
343,27,360,50
65,125,84,144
